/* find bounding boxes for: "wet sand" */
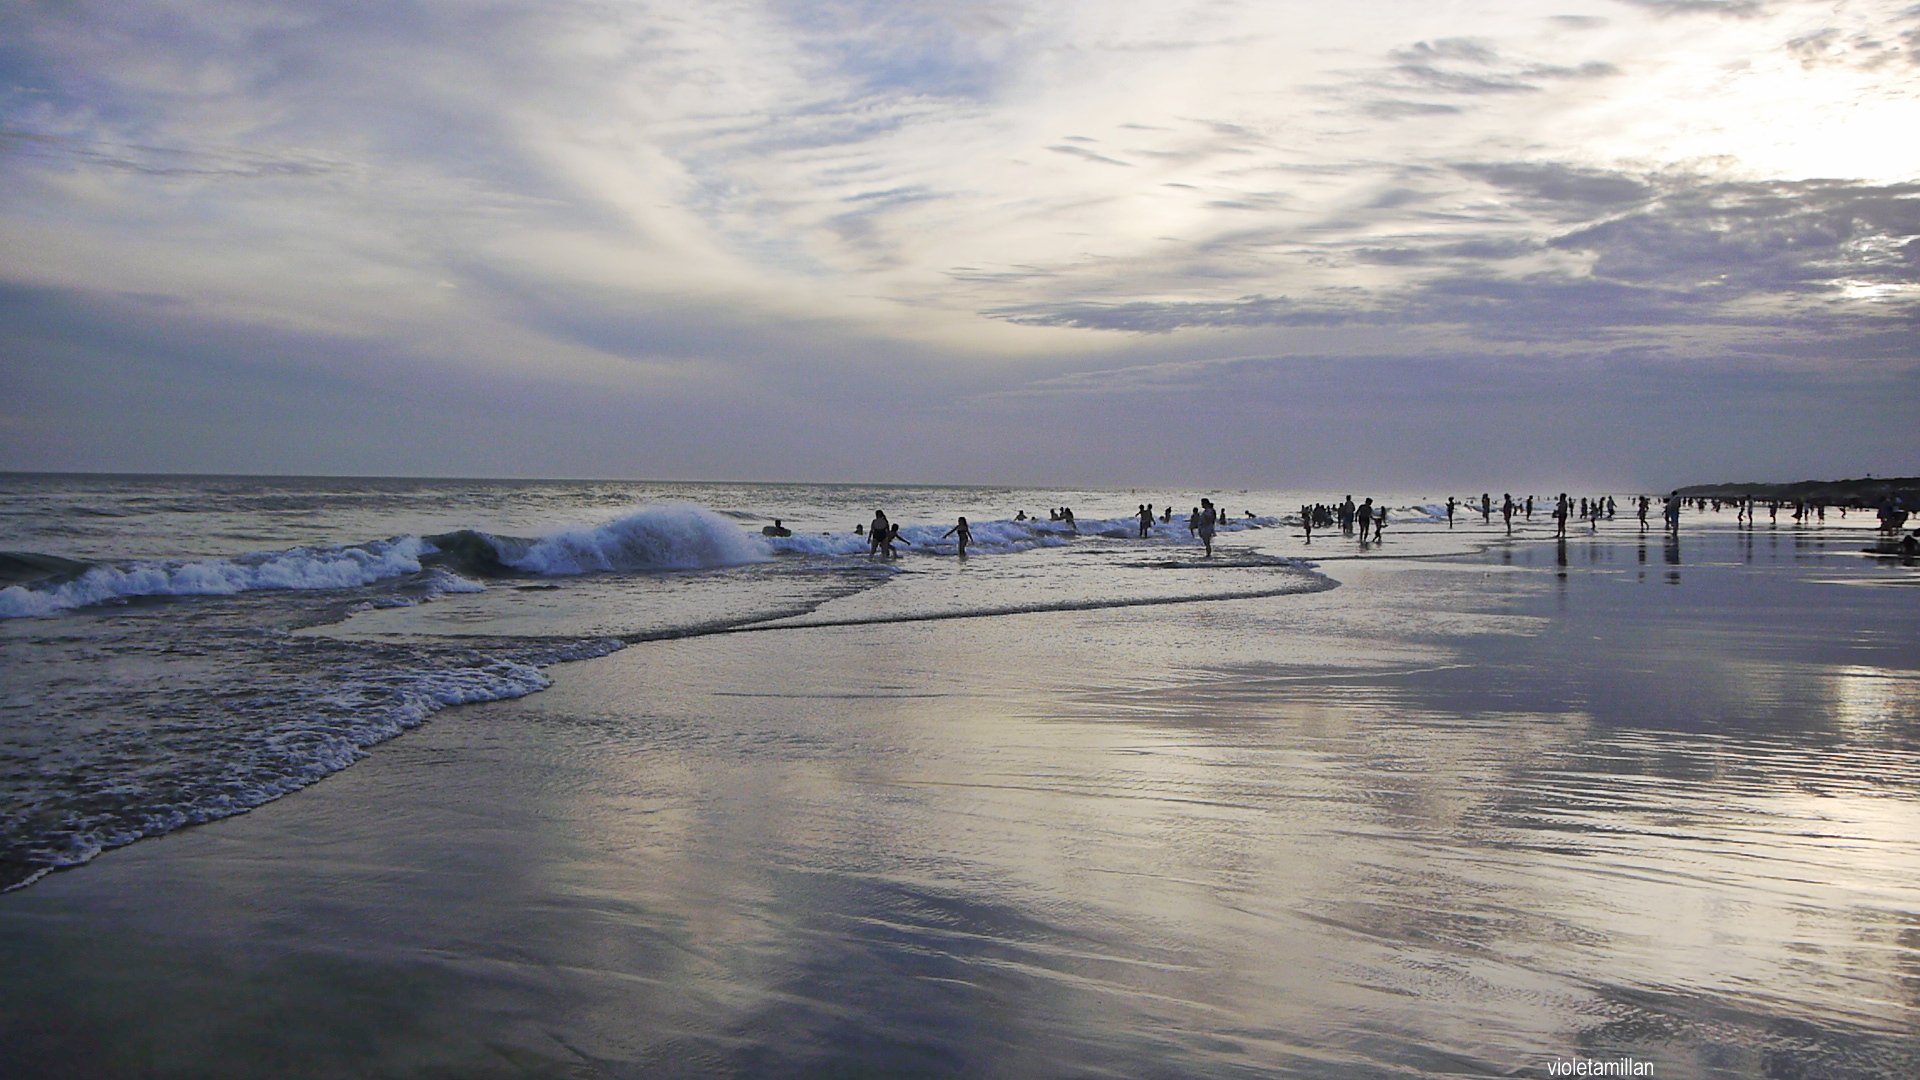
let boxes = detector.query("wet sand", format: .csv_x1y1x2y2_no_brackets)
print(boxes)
4,522,1917,1079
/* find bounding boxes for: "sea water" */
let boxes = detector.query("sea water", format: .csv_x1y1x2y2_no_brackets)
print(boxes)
0,474,1340,891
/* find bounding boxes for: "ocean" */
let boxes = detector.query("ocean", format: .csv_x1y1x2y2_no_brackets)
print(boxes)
0,474,1328,892
2,473,1916,1078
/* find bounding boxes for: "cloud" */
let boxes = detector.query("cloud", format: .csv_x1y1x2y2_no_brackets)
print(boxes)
0,0,1916,484
988,294,1363,333
1552,179,1920,292
1366,100,1465,119
1785,13,1920,70
0,130,353,179
1456,162,1653,207
1046,144,1133,167
1611,0,1763,15
984,170,1920,346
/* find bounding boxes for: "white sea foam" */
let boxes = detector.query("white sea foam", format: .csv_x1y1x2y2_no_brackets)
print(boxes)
0,536,435,618
508,504,771,574
11,646,602,882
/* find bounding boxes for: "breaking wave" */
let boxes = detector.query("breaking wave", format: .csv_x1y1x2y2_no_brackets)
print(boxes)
498,504,770,575
0,505,770,618
0,537,450,619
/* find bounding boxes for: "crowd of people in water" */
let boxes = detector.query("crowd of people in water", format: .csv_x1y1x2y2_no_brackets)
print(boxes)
820,490,1918,561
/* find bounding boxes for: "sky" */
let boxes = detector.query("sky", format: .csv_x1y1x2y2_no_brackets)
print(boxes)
1,0,1916,490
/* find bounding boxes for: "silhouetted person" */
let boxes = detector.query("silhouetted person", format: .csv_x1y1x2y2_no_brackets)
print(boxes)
1501,494,1514,533
762,518,791,537
868,510,890,557
1480,493,1491,523
1357,498,1375,542
1197,498,1217,557
1137,504,1153,538
1446,497,1456,528
943,516,974,557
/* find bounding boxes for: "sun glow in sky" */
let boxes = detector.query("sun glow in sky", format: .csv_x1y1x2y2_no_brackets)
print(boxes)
1,0,1915,486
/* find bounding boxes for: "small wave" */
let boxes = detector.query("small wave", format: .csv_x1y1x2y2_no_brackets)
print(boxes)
0,537,436,619
0,550,96,587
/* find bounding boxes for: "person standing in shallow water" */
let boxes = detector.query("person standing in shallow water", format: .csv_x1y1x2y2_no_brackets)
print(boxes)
1137,504,1153,538
943,516,974,557
868,510,890,558
1357,498,1375,542
1197,498,1218,558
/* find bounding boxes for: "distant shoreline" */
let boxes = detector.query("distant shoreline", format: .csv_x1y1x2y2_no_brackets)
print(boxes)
1674,477,1918,505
